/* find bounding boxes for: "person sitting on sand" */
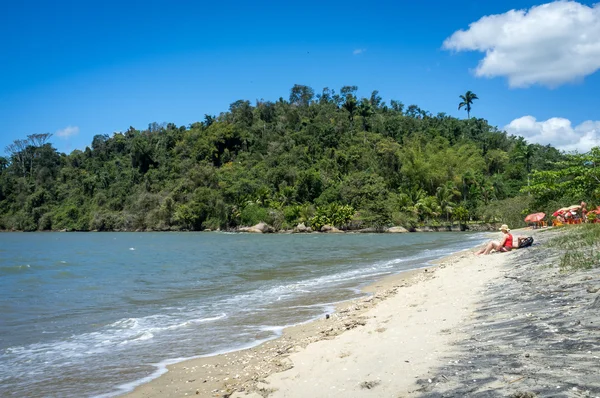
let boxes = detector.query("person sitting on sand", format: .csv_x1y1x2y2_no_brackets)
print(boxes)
475,224,513,255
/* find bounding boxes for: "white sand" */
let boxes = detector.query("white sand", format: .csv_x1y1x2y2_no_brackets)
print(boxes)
256,253,507,397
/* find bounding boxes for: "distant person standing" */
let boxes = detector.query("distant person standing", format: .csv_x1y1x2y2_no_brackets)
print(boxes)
581,201,588,221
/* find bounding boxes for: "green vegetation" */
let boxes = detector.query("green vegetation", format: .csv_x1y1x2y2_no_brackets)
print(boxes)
0,85,565,231
527,147,600,216
548,224,600,271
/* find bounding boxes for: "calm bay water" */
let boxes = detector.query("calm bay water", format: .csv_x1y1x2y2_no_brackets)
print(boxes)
0,232,485,397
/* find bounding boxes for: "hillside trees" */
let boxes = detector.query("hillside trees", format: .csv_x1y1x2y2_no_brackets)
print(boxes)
0,85,563,231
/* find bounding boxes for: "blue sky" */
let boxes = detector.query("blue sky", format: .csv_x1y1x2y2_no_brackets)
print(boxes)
2,0,600,154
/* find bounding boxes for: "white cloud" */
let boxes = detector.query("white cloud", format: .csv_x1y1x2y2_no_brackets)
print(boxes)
353,48,366,55
504,116,600,152
55,125,79,139
443,1,600,87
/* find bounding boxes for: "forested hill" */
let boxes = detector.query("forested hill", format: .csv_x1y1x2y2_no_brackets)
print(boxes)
0,85,564,232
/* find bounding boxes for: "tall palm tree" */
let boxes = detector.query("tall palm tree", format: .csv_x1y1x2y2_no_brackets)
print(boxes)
458,91,479,119
436,185,457,222
398,186,425,218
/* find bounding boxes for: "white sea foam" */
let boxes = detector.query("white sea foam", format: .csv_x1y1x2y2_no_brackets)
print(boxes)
2,311,228,376
177,313,227,327
94,336,280,398
132,332,154,342
258,325,286,334
92,357,185,398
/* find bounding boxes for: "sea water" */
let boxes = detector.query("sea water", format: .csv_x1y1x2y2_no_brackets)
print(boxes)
0,232,486,397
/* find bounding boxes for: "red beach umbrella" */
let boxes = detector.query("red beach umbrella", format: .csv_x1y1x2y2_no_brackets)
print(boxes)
552,207,569,217
524,212,545,223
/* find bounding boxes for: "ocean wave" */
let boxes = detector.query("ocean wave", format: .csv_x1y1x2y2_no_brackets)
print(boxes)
129,331,154,343
222,257,417,306
218,240,482,313
258,325,286,334
3,311,229,372
0,264,31,275
187,313,227,324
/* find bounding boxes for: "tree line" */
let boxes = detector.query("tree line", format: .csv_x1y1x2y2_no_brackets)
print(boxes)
0,85,567,232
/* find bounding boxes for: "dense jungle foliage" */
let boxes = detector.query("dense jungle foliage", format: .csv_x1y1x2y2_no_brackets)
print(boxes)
0,85,576,232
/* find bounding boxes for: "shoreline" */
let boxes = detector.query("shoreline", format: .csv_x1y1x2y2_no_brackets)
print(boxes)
121,244,485,398
0,222,502,234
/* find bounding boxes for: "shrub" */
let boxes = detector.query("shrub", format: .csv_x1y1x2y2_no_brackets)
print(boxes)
38,213,53,230
309,203,355,230
391,211,417,229
203,217,223,231
266,208,284,230
89,211,122,231
283,205,302,225
240,203,268,226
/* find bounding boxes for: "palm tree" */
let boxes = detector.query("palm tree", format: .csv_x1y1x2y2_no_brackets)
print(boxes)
461,170,480,202
417,196,440,223
436,185,457,222
398,186,425,218
458,91,478,119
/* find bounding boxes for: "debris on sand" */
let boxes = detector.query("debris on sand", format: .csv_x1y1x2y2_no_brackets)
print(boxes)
509,392,537,398
359,380,381,389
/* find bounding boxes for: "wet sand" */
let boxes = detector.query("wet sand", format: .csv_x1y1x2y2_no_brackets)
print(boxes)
124,229,600,397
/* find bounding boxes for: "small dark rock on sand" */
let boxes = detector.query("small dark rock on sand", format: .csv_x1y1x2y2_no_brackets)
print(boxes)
359,380,381,389
509,392,537,398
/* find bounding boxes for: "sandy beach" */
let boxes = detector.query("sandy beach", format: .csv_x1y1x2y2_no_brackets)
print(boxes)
124,229,600,398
